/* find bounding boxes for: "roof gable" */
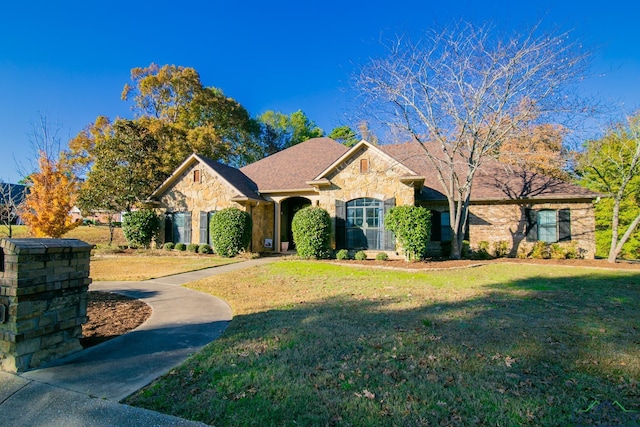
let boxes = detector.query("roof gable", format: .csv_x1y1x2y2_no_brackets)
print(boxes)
150,154,263,201
312,139,420,181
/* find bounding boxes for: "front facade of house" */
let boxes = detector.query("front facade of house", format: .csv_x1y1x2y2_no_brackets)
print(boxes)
149,138,598,258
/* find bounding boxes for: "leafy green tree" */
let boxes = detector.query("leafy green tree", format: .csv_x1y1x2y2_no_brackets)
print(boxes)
291,207,332,259
329,125,360,147
384,206,431,261
122,209,160,248
210,208,252,257
258,110,324,154
577,113,640,262
121,63,202,122
78,120,163,213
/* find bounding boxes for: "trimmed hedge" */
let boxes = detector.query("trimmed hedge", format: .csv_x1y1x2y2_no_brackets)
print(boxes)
354,250,367,260
175,242,186,251
384,206,431,261
198,244,213,254
335,249,350,260
122,209,160,249
187,243,199,252
210,207,252,257
291,207,332,259
163,242,175,251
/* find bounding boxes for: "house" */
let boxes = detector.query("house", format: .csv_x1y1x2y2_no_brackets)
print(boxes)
148,137,598,258
0,183,27,225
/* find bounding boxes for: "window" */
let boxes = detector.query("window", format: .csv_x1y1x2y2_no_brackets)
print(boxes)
337,198,394,250
199,211,215,244
526,208,571,243
430,210,451,242
193,169,201,183
359,158,369,174
165,211,192,244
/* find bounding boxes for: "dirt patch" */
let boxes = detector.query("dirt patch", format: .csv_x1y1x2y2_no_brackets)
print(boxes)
81,291,152,348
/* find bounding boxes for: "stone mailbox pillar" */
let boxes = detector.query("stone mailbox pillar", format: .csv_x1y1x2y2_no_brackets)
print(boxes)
0,238,92,372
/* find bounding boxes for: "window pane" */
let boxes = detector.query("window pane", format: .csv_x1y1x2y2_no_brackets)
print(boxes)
538,210,557,243
441,212,451,242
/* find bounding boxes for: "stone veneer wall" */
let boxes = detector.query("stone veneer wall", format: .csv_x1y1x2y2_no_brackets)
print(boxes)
317,146,417,216
468,201,596,258
158,163,274,252
0,238,92,372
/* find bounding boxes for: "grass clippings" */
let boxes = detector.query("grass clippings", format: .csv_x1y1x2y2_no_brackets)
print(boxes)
127,260,640,426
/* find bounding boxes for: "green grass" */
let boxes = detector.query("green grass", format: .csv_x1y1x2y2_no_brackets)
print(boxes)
126,261,640,426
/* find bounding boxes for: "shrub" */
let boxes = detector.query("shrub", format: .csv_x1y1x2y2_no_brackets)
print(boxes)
461,240,471,258
187,243,199,252
384,206,431,261
122,209,160,249
564,241,580,259
530,241,550,259
210,207,252,257
335,249,350,260
550,243,565,259
376,252,389,261
198,244,213,254
175,242,186,251
354,250,367,260
291,207,332,259
163,242,175,251
473,241,493,260
493,240,509,258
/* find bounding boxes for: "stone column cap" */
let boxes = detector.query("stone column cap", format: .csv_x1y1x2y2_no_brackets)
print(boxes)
0,239,94,254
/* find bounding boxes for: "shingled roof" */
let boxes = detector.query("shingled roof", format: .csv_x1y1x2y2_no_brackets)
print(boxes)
241,137,349,191
381,141,599,202
150,154,263,202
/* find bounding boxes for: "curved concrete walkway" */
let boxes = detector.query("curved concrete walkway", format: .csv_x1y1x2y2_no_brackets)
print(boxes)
0,256,278,426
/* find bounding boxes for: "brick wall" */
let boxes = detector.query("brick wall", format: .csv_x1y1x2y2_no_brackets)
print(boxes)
0,238,92,372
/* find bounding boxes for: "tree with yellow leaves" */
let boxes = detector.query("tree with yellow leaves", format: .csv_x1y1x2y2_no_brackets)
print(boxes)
20,152,80,238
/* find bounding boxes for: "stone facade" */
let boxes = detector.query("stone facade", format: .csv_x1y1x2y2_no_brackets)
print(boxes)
0,238,92,372
468,201,596,258
157,162,274,252
317,145,418,217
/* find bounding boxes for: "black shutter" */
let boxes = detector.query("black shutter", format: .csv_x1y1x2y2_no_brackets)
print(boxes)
335,200,346,249
165,213,173,243
431,211,441,241
558,209,571,241
383,198,396,250
184,212,192,244
525,208,537,242
199,211,209,244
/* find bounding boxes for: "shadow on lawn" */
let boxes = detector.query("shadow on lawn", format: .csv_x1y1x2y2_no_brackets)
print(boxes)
132,269,640,426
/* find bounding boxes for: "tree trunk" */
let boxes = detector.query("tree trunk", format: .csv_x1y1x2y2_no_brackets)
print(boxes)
609,210,640,263
607,198,622,263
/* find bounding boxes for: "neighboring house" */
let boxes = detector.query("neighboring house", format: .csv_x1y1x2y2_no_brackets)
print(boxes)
148,137,598,258
0,183,27,225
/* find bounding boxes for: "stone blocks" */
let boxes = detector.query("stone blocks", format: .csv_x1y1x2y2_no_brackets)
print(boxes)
0,238,92,372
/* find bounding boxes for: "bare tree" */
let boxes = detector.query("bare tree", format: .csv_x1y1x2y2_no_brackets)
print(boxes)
356,22,590,258
0,181,26,238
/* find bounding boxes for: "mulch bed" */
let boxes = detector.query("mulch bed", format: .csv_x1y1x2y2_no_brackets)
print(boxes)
81,291,152,348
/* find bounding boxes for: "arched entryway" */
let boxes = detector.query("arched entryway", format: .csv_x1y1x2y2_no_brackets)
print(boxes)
280,197,311,251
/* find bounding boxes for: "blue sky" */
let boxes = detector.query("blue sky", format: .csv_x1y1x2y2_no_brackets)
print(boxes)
1,0,639,183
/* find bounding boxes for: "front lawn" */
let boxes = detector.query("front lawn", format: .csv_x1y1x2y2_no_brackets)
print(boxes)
90,254,241,281
126,261,640,426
